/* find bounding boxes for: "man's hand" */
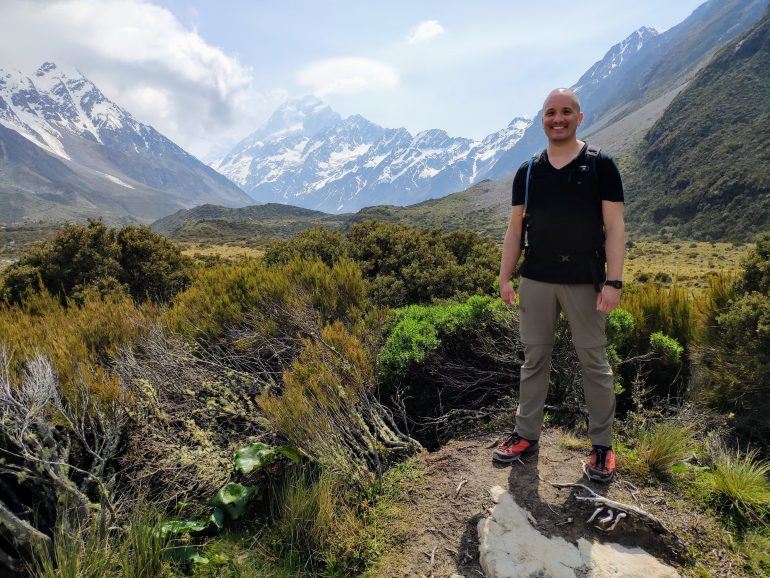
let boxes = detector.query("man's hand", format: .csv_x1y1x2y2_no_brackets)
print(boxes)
500,280,516,304
596,285,620,314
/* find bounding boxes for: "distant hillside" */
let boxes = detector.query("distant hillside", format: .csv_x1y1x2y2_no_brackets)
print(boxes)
151,203,350,245
625,7,770,241
151,179,514,245
494,0,767,174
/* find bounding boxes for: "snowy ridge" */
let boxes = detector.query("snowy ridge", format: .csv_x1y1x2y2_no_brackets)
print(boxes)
0,61,251,222
573,27,659,94
213,95,530,213
0,62,143,160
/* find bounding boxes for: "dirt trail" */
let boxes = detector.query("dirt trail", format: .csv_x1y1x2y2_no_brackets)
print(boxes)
380,427,698,578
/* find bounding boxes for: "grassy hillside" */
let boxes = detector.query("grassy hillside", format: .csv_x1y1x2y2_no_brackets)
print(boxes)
624,8,770,241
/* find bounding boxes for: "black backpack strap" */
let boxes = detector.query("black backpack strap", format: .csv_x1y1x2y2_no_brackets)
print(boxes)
585,144,605,292
520,151,542,252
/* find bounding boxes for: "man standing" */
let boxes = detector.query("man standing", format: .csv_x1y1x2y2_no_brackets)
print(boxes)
494,88,625,482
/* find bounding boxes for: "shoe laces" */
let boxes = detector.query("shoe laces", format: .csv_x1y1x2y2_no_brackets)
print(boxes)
591,446,607,470
502,432,522,447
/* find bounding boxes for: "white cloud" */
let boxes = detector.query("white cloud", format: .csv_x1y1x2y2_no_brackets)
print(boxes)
0,0,286,157
296,58,399,96
407,20,445,44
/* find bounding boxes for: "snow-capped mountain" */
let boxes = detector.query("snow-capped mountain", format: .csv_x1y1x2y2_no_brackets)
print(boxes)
573,26,659,97
0,62,250,223
213,95,530,213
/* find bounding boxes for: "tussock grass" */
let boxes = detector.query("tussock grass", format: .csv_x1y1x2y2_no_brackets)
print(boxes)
29,502,170,578
636,422,694,476
621,283,696,346
704,441,770,526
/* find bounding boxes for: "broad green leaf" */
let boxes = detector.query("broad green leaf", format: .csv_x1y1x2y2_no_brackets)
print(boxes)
208,483,257,520
157,518,209,537
209,508,225,530
233,443,277,474
166,545,209,564
276,445,303,463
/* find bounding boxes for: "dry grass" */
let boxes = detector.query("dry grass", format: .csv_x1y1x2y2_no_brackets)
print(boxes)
180,242,264,260
559,433,591,451
623,240,748,288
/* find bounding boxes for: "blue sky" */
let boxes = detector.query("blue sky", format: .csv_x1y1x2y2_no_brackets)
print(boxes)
1,0,706,157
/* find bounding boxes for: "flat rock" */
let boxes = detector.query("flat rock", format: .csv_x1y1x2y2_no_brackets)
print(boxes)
477,486,679,578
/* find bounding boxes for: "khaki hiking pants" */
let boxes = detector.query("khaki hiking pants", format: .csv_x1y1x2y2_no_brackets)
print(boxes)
515,277,615,447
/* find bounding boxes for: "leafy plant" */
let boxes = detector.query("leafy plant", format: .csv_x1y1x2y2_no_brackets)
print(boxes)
233,442,302,475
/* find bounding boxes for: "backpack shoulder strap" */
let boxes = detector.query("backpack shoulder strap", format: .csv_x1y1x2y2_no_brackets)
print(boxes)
523,150,542,217
586,144,601,176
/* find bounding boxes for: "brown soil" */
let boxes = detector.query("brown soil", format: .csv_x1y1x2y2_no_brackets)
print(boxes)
377,426,747,578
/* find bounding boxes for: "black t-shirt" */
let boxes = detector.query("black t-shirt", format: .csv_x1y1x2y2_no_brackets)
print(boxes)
512,143,624,284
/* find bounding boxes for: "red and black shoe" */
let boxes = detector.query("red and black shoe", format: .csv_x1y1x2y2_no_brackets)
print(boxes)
492,432,539,463
586,445,616,482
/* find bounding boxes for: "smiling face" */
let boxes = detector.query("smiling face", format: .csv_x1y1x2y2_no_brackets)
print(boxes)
541,89,583,143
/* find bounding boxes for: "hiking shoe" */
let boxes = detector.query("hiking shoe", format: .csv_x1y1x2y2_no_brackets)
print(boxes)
586,445,616,482
492,432,539,463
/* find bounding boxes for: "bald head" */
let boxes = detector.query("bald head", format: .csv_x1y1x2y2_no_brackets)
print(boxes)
543,88,581,113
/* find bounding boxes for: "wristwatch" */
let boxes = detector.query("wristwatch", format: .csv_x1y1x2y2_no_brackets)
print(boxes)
604,280,623,289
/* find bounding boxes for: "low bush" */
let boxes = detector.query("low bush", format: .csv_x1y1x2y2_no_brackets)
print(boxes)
1,220,192,305
347,220,500,307
259,321,414,486
693,234,770,447
263,226,350,267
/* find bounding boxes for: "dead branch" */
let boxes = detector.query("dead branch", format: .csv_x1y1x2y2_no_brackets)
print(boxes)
551,482,685,549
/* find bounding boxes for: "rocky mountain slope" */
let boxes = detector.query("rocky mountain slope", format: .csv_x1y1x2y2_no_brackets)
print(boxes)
624,6,770,241
489,0,768,176
0,62,251,224
212,95,530,213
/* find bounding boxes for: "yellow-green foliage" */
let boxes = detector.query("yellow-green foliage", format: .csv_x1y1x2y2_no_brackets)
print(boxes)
167,257,367,344
0,289,152,397
621,283,696,345
636,422,694,476
705,445,770,526
623,240,748,288
30,503,170,578
259,322,375,484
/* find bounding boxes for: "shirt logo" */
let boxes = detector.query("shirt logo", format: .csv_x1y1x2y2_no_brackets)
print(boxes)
558,255,571,263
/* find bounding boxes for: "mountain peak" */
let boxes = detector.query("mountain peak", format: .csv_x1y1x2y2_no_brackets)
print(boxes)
257,95,341,140
35,62,58,76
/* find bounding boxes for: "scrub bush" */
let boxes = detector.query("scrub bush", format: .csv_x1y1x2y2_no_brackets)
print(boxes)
0,220,192,305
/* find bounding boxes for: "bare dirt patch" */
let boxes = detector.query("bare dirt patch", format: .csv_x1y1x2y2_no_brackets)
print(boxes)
377,427,746,577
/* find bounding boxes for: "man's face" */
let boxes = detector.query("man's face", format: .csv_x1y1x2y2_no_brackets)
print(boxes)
541,93,583,143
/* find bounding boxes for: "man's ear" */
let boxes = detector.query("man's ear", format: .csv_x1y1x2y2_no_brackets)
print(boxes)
577,111,584,126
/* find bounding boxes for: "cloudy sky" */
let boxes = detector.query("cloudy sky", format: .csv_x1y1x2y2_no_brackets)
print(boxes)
0,0,705,159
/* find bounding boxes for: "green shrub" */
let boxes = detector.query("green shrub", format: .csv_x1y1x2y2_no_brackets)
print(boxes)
0,220,192,305
606,308,635,348
167,257,367,347
621,283,696,346
263,226,350,267
694,235,770,446
377,294,504,383
346,220,500,307
649,332,684,365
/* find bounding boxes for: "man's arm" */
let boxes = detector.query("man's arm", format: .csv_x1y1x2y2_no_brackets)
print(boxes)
597,200,625,313
499,205,524,303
